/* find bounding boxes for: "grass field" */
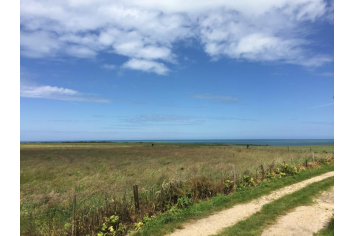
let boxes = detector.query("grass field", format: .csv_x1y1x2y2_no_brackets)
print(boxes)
20,142,334,234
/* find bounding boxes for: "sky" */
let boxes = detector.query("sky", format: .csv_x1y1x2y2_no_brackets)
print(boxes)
20,0,334,141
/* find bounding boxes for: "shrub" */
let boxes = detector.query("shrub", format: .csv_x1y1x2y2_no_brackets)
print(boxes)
265,171,276,180
240,175,255,187
97,215,127,236
277,163,297,175
177,197,193,209
185,177,221,200
317,157,329,166
224,179,235,193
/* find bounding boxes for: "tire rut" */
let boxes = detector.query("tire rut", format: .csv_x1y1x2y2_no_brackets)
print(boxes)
167,171,334,236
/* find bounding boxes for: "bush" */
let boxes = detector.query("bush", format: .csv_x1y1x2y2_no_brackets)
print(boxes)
177,197,193,209
97,215,127,236
276,163,297,175
240,175,255,187
224,179,235,193
265,171,276,180
185,177,222,200
317,157,330,166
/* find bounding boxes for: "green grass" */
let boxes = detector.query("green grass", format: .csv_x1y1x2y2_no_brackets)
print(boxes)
20,143,333,234
215,176,334,236
133,165,334,236
314,217,334,236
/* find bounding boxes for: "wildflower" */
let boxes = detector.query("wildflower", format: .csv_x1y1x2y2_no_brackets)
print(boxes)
135,221,143,230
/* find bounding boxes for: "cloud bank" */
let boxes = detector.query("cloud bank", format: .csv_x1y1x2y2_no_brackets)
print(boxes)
21,0,333,74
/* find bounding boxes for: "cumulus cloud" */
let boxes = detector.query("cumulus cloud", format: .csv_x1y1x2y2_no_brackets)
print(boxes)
20,0,333,74
20,31,62,58
121,59,169,75
66,46,96,58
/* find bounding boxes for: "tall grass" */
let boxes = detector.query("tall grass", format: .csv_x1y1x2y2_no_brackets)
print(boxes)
20,143,333,235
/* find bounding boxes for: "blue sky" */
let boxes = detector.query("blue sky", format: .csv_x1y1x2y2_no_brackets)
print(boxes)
20,0,334,141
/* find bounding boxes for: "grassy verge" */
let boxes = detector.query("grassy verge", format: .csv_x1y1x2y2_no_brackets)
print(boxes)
133,165,334,236
314,217,334,236
215,176,334,236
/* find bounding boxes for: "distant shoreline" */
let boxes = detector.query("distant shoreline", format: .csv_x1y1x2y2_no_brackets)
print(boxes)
20,139,334,146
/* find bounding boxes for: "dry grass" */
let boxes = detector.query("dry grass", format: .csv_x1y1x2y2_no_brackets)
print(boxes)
20,142,333,234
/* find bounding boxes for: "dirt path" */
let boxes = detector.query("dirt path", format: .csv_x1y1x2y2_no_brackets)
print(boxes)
261,187,334,236
168,171,334,236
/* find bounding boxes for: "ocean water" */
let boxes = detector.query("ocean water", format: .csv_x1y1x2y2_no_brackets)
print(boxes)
22,139,334,146
109,139,334,146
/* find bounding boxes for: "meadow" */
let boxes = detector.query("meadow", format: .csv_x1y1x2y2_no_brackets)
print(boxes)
20,142,334,235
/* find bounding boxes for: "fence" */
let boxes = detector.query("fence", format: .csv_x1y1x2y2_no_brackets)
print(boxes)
22,153,333,236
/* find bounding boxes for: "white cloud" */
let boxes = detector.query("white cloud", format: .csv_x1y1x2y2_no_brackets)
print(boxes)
121,59,169,75
66,46,96,58
20,31,62,58
123,0,327,17
20,0,333,74
21,85,78,97
198,9,332,66
113,42,174,62
21,84,111,103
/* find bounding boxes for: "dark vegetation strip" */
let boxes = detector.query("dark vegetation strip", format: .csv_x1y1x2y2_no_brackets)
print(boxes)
133,164,333,236
215,176,334,236
314,217,334,236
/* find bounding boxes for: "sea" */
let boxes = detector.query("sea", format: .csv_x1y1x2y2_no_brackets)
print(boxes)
21,139,334,146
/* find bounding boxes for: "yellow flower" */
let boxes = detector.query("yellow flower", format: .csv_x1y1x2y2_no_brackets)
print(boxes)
135,221,143,230
109,226,114,232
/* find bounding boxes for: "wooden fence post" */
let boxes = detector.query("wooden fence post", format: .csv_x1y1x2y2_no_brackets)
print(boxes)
247,144,249,149
305,159,308,168
133,185,140,211
72,194,76,236
232,165,236,183
270,161,274,173
260,165,265,179
312,152,315,162
255,168,258,180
